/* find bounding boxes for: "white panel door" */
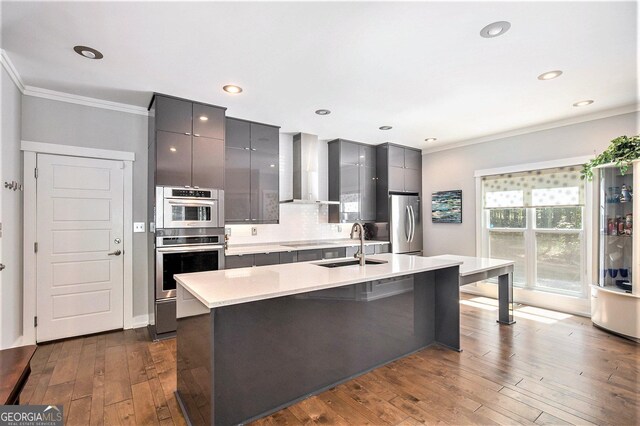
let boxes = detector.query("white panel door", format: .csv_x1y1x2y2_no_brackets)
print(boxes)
36,154,124,342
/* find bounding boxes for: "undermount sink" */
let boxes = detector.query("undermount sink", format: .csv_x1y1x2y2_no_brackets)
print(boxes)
314,259,389,268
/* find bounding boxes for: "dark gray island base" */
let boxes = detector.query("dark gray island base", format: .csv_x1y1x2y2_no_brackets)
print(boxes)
176,266,460,425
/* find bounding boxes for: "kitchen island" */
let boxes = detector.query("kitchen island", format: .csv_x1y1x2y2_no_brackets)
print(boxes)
174,254,462,425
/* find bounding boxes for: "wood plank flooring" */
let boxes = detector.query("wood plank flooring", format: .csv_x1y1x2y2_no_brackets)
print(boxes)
21,295,639,425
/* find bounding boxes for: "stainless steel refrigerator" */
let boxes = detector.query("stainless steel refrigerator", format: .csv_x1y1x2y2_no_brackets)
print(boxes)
390,194,423,255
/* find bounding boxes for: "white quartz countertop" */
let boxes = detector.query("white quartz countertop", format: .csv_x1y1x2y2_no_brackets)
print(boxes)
225,239,390,256
175,253,462,309
428,255,514,276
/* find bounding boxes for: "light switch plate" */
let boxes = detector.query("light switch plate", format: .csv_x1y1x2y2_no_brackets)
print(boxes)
251,226,258,236
225,227,231,236
134,222,145,233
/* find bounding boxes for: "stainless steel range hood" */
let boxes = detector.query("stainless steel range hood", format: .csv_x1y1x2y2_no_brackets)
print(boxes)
280,132,339,205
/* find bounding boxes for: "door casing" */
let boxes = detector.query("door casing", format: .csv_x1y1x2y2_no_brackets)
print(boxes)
21,140,135,345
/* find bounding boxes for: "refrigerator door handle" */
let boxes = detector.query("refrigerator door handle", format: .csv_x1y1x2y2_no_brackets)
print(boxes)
405,205,411,242
409,205,415,242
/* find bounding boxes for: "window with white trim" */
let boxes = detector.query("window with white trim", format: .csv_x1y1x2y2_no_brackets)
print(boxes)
479,166,587,298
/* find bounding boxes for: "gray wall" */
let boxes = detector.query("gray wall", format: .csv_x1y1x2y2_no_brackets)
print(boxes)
21,96,149,319
1,66,23,348
422,112,640,256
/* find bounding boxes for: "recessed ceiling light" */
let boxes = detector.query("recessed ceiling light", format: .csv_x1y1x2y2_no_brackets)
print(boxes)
73,45,103,60
223,85,243,94
199,115,208,121
537,70,563,80
315,109,331,115
425,138,437,142
169,147,177,152
480,21,511,38
379,126,393,130
573,100,594,107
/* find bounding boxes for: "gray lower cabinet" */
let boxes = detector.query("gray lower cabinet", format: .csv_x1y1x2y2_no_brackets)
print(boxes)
254,253,279,266
328,139,376,223
375,244,390,254
322,247,346,259
226,244,388,270
279,251,297,264
296,249,323,262
225,255,254,269
225,118,280,224
345,245,377,257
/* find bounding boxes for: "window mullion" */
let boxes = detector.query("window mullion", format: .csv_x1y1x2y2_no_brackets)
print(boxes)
526,208,536,289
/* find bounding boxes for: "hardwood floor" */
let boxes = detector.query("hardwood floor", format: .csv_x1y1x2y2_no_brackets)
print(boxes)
22,295,639,425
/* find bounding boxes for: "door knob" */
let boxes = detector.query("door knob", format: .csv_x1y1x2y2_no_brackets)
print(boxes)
0,264,5,271
108,250,122,256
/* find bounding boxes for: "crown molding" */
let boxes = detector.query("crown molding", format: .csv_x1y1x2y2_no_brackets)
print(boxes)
0,49,26,92
0,48,148,116
22,86,149,116
422,103,640,155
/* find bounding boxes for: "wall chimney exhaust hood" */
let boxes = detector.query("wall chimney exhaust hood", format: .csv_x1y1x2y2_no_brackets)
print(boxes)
280,132,339,205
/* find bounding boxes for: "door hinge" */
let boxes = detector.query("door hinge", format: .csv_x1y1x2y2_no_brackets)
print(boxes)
34,242,38,253
34,168,38,179
34,316,38,327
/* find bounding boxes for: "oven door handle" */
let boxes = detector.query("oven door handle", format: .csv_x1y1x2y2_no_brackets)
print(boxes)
157,245,225,253
167,200,215,206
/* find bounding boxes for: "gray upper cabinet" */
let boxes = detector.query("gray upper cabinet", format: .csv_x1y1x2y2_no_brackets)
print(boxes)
156,96,192,135
193,104,225,139
250,123,279,154
388,145,405,168
156,131,192,187
150,94,226,189
376,143,422,221
192,137,224,189
404,149,421,170
225,118,280,224
328,139,376,223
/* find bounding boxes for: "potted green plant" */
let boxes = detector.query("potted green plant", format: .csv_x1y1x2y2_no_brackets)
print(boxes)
581,135,640,180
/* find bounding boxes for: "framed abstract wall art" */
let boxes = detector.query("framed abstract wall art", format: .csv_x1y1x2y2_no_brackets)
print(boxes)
432,190,462,223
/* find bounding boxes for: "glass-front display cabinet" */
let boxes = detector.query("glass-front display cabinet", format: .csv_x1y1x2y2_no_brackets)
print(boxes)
593,162,640,341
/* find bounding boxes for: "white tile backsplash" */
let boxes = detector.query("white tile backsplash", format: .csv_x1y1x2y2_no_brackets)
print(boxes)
227,203,352,245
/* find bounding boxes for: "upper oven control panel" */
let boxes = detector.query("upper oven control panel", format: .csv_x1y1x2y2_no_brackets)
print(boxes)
170,189,212,198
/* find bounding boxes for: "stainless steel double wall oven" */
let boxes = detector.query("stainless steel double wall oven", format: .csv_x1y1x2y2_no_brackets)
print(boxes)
152,187,225,337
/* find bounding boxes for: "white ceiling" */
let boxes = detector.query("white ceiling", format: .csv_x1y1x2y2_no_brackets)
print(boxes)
1,1,637,150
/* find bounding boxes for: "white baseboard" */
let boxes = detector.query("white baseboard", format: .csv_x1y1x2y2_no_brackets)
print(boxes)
131,314,150,329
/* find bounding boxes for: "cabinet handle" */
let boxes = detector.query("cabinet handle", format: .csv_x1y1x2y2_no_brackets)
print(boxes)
185,132,191,136
250,148,257,151
193,134,200,137
244,147,250,150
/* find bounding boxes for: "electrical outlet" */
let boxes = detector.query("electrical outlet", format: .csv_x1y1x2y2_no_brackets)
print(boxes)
337,225,342,232
225,227,231,236
133,222,145,233
251,226,258,236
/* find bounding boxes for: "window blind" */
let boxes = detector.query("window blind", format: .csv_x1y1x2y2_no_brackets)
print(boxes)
482,166,584,208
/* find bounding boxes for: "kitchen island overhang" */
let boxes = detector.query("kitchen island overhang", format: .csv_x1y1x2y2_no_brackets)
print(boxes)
174,254,462,425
